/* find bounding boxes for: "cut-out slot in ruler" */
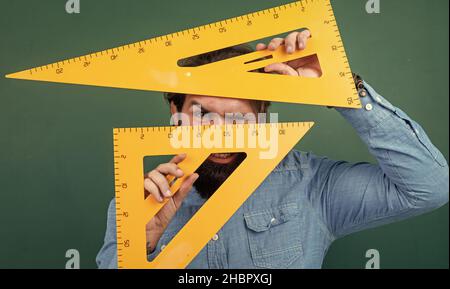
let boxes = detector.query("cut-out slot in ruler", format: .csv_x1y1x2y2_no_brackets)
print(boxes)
6,0,360,108
113,122,313,268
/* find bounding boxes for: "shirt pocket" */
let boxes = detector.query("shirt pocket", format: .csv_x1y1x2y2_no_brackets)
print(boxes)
244,203,303,268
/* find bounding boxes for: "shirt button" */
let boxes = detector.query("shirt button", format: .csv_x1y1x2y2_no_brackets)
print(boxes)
161,244,166,251
270,217,276,224
365,104,373,111
359,90,367,97
212,234,219,241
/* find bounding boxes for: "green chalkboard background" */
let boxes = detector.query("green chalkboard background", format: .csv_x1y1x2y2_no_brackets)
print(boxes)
0,0,448,269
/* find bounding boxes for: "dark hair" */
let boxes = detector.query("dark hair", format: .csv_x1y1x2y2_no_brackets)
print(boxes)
164,44,271,113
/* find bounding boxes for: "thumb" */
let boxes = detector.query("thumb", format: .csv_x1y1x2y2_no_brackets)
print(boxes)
172,173,199,208
264,63,298,76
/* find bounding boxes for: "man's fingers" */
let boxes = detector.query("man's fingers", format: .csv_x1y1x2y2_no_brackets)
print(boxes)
286,54,319,69
148,170,171,199
297,66,322,78
285,32,299,54
143,154,188,203
268,38,284,51
256,43,267,51
169,153,187,165
297,29,311,50
263,30,311,53
144,178,164,202
155,163,184,178
173,173,199,207
264,63,298,76
299,29,312,38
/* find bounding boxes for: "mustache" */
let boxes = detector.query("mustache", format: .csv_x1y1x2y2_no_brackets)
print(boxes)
193,153,247,199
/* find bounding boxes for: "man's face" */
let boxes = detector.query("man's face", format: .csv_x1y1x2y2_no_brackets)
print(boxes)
170,94,258,165
170,95,257,199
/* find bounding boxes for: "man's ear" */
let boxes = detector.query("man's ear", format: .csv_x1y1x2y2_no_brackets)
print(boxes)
170,101,178,115
170,101,181,125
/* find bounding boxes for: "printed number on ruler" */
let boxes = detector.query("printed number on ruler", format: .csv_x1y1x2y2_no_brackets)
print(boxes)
114,122,313,268
6,0,360,108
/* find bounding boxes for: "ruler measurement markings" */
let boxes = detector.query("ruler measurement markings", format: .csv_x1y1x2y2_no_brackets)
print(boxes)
17,1,317,74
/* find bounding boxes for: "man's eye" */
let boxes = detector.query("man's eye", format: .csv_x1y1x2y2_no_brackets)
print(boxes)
193,111,205,118
195,110,207,117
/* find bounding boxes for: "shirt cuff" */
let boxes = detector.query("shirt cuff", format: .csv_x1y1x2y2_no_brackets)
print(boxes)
335,81,397,134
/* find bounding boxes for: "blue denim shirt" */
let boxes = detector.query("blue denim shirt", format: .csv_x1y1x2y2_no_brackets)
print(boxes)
96,82,449,269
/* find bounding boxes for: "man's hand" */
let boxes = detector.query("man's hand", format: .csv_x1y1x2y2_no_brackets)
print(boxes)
144,153,199,253
256,29,322,78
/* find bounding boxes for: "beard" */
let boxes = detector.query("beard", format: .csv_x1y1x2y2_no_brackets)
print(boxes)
193,153,247,199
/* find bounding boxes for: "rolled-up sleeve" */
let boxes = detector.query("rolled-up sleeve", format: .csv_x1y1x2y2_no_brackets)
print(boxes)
310,81,449,239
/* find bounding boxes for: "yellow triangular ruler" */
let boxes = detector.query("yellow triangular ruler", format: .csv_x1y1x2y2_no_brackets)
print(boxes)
6,0,360,108
114,122,313,268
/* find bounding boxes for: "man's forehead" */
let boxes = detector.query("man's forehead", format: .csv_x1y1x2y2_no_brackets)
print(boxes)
186,94,246,102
